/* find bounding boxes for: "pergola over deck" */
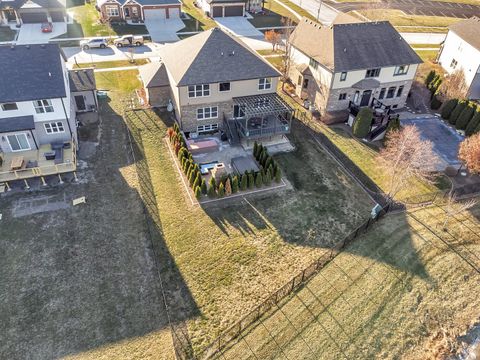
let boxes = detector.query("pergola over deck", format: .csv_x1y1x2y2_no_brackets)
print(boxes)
232,93,294,139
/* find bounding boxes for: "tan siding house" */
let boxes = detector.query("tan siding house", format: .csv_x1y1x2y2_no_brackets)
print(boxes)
97,0,181,21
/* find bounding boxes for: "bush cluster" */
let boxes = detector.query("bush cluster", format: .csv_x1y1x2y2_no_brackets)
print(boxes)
440,98,480,136
425,70,443,109
352,108,374,138
253,142,282,184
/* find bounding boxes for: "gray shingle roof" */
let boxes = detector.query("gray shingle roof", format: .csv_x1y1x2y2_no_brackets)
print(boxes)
0,0,65,10
139,62,170,88
448,16,480,52
0,44,66,103
68,69,96,92
290,17,422,72
110,0,180,6
0,115,35,133
159,27,281,87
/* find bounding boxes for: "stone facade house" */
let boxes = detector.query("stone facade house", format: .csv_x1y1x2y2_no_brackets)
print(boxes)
195,0,255,18
437,16,480,100
158,27,293,144
289,16,423,123
139,62,171,107
97,0,181,22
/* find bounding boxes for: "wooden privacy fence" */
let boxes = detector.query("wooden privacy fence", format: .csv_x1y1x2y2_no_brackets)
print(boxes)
197,203,392,359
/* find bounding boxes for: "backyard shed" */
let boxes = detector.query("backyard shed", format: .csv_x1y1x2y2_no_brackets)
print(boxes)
68,69,97,113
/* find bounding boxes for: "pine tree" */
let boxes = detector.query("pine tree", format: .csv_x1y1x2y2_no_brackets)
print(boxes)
240,174,248,191
253,141,258,158
255,144,263,160
207,184,216,198
189,170,196,187
185,161,192,175
201,179,207,194
225,178,232,196
449,101,467,125
274,166,282,183
248,173,255,189
193,172,201,189
232,176,239,193
218,183,225,197
456,104,476,130
268,164,274,178
465,111,480,136
195,186,202,199
209,176,216,191
425,70,436,87
255,172,263,188
441,99,458,120
265,171,272,186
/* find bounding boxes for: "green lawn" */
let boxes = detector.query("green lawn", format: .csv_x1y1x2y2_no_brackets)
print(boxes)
180,0,216,31
73,59,149,69
95,69,142,93
66,3,148,37
218,204,480,359
266,0,315,21
97,69,376,354
415,49,440,62
0,27,16,42
248,7,298,28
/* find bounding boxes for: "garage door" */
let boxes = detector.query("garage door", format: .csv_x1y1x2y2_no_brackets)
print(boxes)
21,12,48,23
168,7,180,18
212,6,222,17
224,5,243,16
50,10,65,22
144,8,166,20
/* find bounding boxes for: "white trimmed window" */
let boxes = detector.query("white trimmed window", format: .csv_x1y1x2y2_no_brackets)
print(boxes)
197,106,218,120
188,84,210,98
44,121,65,134
258,78,272,90
450,58,458,69
1,103,18,111
106,5,119,16
7,133,30,152
33,99,54,114
394,65,409,76
197,124,218,133
219,82,231,92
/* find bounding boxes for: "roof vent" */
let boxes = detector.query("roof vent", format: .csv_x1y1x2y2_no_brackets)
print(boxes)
41,44,45,48
344,48,347,52
10,44,15,50
26,45,30,49
48,72,52,78
221,51,224,56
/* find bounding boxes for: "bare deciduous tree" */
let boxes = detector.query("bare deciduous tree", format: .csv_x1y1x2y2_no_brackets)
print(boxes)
442,190,477,230
281,17,295,91
439,69,469,101
264,30,281,51
459,132,480,174
377,125,438,200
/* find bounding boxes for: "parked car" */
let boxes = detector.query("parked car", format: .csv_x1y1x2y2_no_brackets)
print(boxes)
80,38,108,50
41,22,53,33
113,35,144,47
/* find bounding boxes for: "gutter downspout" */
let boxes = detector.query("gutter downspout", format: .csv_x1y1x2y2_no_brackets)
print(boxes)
61,97,74,142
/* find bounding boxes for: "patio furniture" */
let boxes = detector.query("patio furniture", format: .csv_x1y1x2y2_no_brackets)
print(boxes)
10,156,24,170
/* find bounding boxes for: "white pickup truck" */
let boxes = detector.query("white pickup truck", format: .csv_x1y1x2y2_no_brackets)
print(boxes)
113,35,144,47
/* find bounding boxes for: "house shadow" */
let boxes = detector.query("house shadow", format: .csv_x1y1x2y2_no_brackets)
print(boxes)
200,119,431,280
0,100,199,359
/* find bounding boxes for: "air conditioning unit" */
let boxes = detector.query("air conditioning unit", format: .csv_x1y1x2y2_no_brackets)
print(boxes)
190,132,198,139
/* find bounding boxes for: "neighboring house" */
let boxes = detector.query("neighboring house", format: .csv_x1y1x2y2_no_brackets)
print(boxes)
437,16,480,100
0,0,66,26
139,62,171,107
196,0,255,18
289,16,422,123
157,27,293,145
68,68,98,113
0,43,77,186
96,0,181,22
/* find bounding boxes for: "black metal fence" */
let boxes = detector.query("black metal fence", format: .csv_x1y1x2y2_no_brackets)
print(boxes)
197,203,392,359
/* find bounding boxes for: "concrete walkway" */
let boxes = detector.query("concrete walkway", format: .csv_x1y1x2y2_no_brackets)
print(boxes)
144,18,184,43
215,16,264,38
16,22,67,44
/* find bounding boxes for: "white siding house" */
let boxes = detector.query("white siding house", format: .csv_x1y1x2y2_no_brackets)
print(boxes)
438,17,480,100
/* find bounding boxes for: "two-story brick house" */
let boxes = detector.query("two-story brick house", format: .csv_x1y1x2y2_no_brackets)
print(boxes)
289,16,423,123
0,44,78,187
157,27,293,143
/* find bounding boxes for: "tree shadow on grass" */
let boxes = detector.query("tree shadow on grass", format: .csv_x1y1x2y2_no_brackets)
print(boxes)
0,100,199,359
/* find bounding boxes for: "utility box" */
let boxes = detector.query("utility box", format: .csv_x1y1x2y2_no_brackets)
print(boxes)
371,204,383,219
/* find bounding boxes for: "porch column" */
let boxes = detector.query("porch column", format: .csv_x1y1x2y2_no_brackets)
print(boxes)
260,115,264,136
46,11,52,23
222,6,225,16
14,10,20,25
0,11,7,26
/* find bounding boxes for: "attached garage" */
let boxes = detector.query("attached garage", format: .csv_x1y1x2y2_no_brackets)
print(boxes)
20,11,48,23
224,5,243,16
144,8,166,20
50,10,65,22
211,6,222,17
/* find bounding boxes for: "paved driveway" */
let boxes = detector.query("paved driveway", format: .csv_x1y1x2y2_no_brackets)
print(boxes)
401,117,463,170
144,18,184,43
16,22,66,44
215,17,264,38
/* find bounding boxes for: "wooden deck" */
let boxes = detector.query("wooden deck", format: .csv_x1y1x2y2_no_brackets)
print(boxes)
0,141,76,183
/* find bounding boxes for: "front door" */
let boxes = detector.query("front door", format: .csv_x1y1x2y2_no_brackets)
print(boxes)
75,95,86,111
360,90,372,107
124,7,130,17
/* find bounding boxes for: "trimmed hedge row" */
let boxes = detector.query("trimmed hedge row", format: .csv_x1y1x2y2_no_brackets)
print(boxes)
425,70,444,109
441,98,480,136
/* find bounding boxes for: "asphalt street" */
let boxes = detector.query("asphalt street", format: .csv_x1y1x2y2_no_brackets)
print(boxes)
325,0,480,18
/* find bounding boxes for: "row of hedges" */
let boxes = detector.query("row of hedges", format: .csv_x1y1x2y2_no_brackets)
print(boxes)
167,124,282,200
441,99,480,136
425,70,443,110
